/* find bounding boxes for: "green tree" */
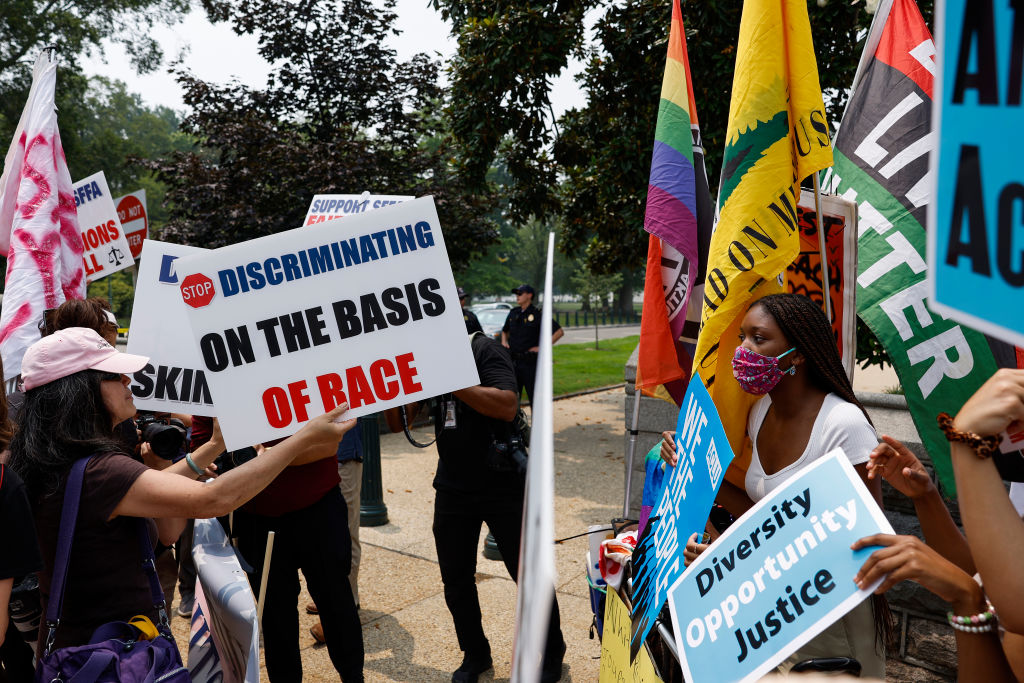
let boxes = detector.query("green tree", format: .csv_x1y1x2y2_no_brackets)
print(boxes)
570,264,622,348
150,0,497,267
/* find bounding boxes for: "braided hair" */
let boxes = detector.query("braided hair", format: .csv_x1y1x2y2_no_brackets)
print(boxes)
751,293,870,425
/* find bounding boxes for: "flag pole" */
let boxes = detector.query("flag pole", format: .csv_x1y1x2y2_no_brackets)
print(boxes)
623,389,641,519
812,172,832,322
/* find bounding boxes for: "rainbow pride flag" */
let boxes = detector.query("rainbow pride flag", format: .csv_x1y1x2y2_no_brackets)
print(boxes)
636,0,712,404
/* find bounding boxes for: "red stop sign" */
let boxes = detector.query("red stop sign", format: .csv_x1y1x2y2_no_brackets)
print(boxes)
180,273,216,308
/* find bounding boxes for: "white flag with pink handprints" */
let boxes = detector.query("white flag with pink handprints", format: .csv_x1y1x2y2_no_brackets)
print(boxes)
0,51,85,386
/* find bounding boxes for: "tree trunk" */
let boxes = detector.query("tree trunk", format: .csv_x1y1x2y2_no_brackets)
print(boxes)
616,275,634,316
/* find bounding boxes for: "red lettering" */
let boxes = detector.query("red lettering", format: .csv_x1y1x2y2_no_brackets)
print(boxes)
344,366,375,409
287,380,311,422
84,229,99,249
262,386,291,428
106,219,120,239
317,373,347,410
395,352,422,394
369,359,399,400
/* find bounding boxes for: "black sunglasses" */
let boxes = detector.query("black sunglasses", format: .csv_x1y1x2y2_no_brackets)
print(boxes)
98,371,123,382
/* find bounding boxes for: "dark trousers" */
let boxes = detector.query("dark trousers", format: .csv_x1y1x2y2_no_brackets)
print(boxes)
513,353,538,404
235,487,363,683
433,484,563,665
0,620,34,683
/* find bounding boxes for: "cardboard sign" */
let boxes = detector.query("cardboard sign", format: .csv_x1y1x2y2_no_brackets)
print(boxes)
173,197,479,450
599,589,663,683
72,171,133,282
630,373,735,659
127,240,214,414
303,192,412,225
928,0,1024,347
668,450,892,683
115,190,147,260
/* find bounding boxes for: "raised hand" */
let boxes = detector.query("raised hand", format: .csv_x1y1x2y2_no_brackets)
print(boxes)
660,430,677,467
867,435,935,500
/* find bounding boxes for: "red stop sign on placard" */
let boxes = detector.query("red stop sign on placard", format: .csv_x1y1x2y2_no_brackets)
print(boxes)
180,273,216,308
116,194,147,259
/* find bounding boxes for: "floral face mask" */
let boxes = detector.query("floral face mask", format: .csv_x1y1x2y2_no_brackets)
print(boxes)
731,346,796,395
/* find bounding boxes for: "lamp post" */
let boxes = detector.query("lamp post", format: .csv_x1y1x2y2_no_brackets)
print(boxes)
359,415,389,526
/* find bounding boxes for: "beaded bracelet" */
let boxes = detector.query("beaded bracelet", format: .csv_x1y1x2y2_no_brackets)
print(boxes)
947,601,997,634
936,412,1001,458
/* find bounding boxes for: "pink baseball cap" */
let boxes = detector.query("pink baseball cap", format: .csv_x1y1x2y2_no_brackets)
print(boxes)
21,327,149,391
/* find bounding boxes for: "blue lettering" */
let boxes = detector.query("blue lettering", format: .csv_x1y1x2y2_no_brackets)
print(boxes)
308,245,334,274
360,235,379,262
235,265,250,293
158,255,179,283
415,221,435,248
395,225,416,253
219,269,240,297
281,253,301,281
245,261,266,289
265,257,284,285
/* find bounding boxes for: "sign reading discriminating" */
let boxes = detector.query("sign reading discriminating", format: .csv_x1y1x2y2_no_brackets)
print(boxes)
72,171,133,282
303,192,412,225
115,190,147,260
668,450,892,683
128,240,215,413
173,197,479,450
928,0,1024,346
630,373,734,660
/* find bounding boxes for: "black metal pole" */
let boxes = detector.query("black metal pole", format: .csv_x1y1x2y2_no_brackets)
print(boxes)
359,415,389,527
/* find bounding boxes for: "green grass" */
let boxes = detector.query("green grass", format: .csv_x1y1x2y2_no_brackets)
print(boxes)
552,335,638,396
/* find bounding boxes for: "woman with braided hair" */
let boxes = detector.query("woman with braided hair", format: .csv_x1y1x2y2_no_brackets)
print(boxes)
662,292,888,677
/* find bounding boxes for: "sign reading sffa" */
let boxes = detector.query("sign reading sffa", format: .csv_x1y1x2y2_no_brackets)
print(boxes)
928,0,1024,346
173,197,479,450
72,171,134,282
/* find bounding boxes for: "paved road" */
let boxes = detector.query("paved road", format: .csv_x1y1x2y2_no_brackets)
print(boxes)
561,323,639,345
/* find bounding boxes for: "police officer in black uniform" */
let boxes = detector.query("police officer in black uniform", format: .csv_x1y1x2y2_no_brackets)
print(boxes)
384,334,565,683
459,287,482,334
501,284,563,404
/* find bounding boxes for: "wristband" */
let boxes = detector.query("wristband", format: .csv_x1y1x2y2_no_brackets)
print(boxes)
937,412,1000,458
185,452,205,476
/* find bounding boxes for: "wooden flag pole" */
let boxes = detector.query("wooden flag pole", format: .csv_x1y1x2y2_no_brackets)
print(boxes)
256,531,275,622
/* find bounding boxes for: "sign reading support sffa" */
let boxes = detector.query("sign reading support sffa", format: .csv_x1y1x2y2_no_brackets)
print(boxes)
127,240,215,414
928,0,1024,346
303,192,412,225
72,171,133,282
173,197,479,450
667,450,892,683
630,373,734,660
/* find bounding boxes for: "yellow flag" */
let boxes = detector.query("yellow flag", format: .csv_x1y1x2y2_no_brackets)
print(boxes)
695,0,833,486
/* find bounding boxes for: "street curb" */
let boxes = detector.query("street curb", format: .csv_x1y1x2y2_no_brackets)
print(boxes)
550,383,624,402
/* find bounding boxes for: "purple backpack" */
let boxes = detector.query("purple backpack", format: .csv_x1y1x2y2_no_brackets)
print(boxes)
35,456,190,683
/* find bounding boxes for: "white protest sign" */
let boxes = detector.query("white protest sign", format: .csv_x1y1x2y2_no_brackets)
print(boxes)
72,171,133,281
173,196,479,450
127,240,215,414
511,232,557,682
668,450,893,683
114,189,147,260
303,192,412,225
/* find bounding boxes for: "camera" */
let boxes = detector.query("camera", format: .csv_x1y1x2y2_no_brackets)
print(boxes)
136,412,187,460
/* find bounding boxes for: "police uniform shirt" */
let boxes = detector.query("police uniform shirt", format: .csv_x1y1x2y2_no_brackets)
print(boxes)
462,307,483,334
501,304,561,354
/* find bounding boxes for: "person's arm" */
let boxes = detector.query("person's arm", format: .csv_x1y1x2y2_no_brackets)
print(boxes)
453,385,517,421
853,533,1015,682
867,435,975,573
145,423,225,480
501,330,510,348
660,430,754,518
854,461,883,508
551,327,564,344
0,577,10,647
112,404,356,521
950,369,1024,632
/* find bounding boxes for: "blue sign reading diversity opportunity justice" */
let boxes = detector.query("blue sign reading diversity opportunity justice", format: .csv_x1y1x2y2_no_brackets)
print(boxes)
629,374,734,660
667,450,893,683
928,0,1024,347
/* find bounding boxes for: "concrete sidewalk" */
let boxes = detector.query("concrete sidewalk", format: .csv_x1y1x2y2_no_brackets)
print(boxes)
172,388,627,681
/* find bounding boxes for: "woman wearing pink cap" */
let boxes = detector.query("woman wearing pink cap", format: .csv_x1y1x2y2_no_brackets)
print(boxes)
7,327,356,655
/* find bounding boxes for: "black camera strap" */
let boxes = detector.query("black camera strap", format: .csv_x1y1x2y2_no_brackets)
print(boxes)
400,404,436,449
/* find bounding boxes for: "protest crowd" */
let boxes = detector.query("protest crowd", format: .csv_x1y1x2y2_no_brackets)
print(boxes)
2,0,1024,681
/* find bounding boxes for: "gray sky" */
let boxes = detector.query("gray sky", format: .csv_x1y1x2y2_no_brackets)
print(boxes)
80,2,587,118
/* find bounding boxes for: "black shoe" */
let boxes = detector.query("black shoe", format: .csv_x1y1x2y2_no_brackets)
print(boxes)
452,653,493,683
540,640,566,683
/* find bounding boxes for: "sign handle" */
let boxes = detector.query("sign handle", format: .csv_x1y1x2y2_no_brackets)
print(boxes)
812,173,833,323
256,531,276,621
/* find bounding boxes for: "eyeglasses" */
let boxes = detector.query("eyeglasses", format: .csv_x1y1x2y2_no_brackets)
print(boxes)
98,372,123,382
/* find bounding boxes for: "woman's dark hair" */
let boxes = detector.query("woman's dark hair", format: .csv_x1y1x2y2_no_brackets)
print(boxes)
50,298,111,338
0,364,13,451
7,370,127,498
751,293,870,424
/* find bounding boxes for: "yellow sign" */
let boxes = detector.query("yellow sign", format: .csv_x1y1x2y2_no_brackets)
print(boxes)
599,589,662,682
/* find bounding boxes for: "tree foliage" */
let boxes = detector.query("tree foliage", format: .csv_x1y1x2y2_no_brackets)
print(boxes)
149,0,497,267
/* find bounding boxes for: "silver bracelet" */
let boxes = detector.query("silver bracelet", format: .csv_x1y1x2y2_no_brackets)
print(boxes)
185,452,205,476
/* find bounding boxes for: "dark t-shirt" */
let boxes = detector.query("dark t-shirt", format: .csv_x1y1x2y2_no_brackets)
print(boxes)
433,335,519,493
33,453,155,650
501,304,561,354
462,307,483,334
0,464,42,580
